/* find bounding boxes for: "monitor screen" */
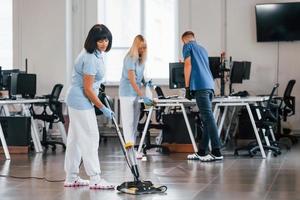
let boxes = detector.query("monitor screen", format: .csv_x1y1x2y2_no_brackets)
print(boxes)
17,73,36,98
255,3,300,42
230,61,251,84
230,62,244,84
1,69,20,89
243,61,251,80
169,62,185,89
208,57,221,79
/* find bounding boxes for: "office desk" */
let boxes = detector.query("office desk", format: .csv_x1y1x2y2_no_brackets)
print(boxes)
212,96,269,158
0,99,47,159
137,98,198,154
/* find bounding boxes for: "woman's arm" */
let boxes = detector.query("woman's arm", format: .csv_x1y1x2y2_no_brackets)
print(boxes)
128,70,143,97
83,74,105,109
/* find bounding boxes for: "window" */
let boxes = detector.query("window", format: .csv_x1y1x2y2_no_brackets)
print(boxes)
0,0,13,69
98,0,177,84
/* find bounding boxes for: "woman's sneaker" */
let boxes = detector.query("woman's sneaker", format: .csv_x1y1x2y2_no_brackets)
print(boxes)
64,176,89,187
89,177,114,190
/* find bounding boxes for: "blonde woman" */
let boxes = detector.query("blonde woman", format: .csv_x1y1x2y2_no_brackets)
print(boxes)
119,35,152,155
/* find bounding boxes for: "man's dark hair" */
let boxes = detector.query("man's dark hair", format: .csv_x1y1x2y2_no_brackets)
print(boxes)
181,31,195,39
84,24,112,53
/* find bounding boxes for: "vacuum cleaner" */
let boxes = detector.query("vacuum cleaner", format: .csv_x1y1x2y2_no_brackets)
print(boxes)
99,87,167,195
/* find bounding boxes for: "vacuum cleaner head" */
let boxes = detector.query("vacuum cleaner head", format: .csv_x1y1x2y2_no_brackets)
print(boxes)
117,180,167,195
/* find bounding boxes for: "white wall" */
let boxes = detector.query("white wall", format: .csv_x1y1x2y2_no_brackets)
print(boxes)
13,0,300,131
13,0,67,95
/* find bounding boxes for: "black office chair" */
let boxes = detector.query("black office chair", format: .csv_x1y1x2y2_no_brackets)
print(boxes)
234,83,281,157
30,84,66,151
136,86,169,155
277,79,297,144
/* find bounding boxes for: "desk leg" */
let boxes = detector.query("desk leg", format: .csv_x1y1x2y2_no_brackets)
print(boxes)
180,104,198,153
245,104,266,158
218,106,228,137
213,103,220,120
21,104,43,153
137,107,154,154
57,122,67,144
224,107,236,143
30,117,43,153
0,124,10,160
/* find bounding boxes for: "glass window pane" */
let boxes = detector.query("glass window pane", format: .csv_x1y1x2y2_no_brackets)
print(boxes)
145,0,177,79
104,0,141,47
104,49,127,82
0,0,13,69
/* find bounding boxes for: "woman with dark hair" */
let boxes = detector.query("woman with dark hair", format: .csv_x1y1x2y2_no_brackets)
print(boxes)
64,24,115,189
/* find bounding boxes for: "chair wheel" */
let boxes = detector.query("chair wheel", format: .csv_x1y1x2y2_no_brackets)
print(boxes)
273,153,277,157
52,146,56,151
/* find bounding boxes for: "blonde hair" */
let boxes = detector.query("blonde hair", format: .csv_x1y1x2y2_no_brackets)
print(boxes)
127,35,147,65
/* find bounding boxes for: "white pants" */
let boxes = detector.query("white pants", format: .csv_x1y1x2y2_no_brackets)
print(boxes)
120,96,140,144
64,107,101,177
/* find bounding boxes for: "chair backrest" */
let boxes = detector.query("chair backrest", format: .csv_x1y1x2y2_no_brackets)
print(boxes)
154,86,166,99
266,83,279,107
48,84,63,117
261,83,279,122
283,79,296,98
283,80,296,109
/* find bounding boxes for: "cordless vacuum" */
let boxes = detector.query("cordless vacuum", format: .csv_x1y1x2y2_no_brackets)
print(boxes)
99,88,167,195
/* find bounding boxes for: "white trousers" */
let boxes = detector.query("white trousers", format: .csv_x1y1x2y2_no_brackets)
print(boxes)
119,96,140,144
64,107,101,177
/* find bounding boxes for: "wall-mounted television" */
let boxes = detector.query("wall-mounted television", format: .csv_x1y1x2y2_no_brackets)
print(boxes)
255,2,300,42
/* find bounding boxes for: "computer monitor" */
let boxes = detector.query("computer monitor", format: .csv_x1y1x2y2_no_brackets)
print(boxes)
1,69,20,89
208,57,221,79
17,73,37,98
230,61,252,83
243,61,251,80
169,62,185,89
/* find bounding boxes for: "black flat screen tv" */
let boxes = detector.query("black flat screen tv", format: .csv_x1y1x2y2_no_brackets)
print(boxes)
255,2,300,42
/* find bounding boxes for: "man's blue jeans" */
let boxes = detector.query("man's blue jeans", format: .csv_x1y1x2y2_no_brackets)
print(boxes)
194,89,221,152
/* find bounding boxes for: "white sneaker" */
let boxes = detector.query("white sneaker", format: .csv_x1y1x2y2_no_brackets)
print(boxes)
136,152,144,159
187,153,200,160
198,154,216,162
89,177,114,190
64,176,89,187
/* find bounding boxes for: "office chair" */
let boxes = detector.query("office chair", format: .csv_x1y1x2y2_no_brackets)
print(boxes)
277,79,297,144
234,83,281,157
30,84,66,151
136,86,169,155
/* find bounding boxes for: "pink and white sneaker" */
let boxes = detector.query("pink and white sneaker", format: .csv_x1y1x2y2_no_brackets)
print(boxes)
89,178,115,190
64,176,89,187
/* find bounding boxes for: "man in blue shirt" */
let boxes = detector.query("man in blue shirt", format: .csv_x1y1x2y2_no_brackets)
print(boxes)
182,31,223,162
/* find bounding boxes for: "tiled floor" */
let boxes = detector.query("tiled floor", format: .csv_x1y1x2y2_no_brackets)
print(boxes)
0,139,300,200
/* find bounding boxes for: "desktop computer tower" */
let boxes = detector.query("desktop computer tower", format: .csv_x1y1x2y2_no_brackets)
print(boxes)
0,116,31,146
162,113,201,144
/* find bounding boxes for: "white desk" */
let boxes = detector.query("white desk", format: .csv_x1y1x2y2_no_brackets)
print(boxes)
212,96,269,158
137,98,198,154
0,99,47,159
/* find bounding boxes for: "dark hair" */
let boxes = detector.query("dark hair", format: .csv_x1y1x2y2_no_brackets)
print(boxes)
84,24,112,53
181,31,195,39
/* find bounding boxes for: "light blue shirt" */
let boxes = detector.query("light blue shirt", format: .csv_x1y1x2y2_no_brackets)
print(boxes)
66,49,105,110
119,55,145,97
182,41,214,91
